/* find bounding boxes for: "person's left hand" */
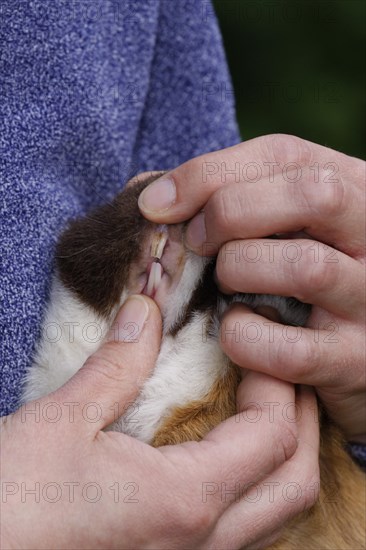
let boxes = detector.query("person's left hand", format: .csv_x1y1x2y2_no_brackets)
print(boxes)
1,296,319,550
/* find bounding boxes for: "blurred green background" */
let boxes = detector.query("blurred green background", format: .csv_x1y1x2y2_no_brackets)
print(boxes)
213,0,365,159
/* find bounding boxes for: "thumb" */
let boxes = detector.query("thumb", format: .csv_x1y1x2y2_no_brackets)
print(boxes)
55,295,162,433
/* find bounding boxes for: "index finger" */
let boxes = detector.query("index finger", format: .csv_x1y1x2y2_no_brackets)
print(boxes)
138,134,350,222
138,134,364,255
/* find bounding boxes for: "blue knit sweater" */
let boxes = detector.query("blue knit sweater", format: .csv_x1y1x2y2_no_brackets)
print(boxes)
0,0,239,415
1,0,365,470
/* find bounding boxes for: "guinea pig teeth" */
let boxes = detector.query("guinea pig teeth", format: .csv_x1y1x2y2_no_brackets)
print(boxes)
145,261,163,297
151,224,168,259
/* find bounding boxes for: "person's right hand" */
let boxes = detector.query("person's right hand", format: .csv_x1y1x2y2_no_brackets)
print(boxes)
1,294,319,549
138,134,366,443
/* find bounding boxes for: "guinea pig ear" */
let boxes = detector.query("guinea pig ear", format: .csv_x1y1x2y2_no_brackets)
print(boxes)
125,170,168,189
55,174,165,318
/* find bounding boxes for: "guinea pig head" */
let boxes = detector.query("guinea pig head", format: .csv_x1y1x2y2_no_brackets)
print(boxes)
56,172,212,333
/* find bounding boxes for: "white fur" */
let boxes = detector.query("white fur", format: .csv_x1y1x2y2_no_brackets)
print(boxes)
112,312,227,442
161,251,210,334
22,277,111,402
22,258,225,443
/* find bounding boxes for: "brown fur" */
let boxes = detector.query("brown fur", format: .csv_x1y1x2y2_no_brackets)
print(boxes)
153,369,366,549
152,359,241,447
56,175,164,317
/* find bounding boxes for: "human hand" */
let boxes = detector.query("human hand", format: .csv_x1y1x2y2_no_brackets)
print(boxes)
1,294,319,549
138,134,366,443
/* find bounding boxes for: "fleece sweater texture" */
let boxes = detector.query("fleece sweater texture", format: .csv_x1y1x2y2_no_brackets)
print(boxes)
0,0,239,415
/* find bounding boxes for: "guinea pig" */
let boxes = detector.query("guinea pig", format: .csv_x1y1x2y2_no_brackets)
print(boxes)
22,172,365,549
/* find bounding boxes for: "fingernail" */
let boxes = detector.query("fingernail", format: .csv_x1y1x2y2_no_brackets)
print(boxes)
186,212,206,249
138,177,176,213
111,296,149,342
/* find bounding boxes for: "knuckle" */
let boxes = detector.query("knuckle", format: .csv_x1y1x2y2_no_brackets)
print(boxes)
177,155,210,188
296,175,346,219
187,506,214,536
271,332,317,383
263,134,313,167
216,246,235,284
170,499,214,539
315,176,345,218
84,345,126,384
274,419,298,464
268,328,295,370
294,336,319,381
289,243,339,302
207,187,235,234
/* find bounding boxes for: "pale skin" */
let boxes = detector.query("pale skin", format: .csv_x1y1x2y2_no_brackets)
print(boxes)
1,296,319,549
138,133,366,443
2,133,363,548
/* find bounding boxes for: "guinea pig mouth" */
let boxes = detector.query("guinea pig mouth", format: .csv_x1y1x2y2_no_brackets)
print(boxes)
128,222,186,306
143,224,168,297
